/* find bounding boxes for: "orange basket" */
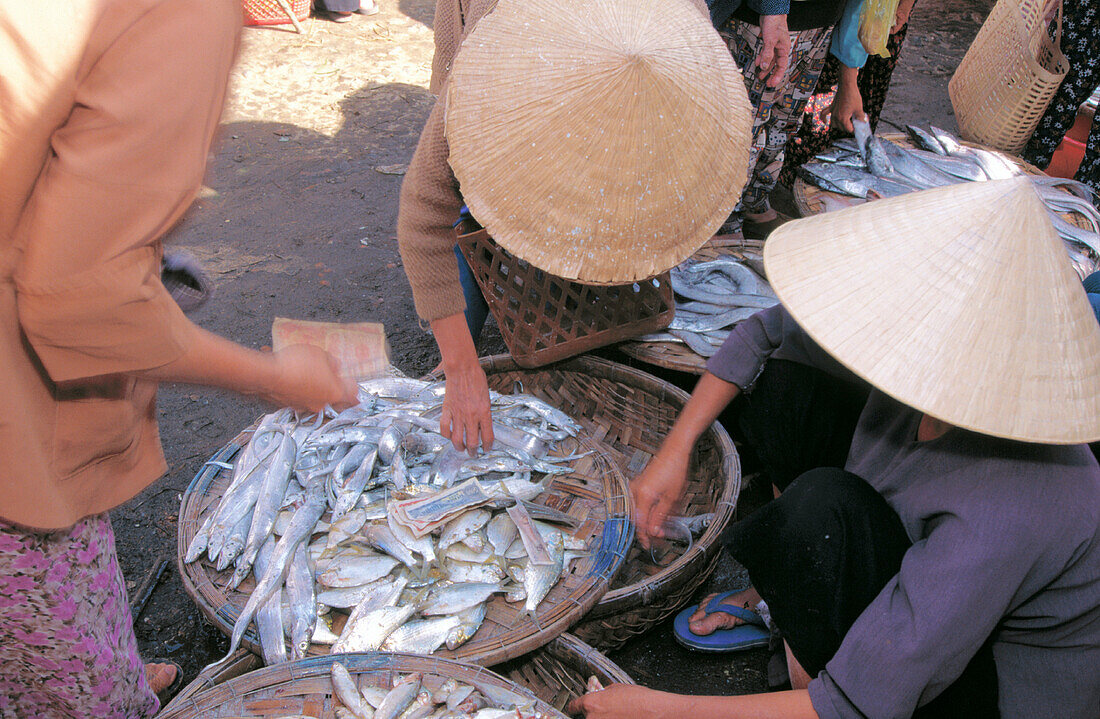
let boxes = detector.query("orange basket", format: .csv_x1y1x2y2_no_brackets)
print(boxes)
242,0,309,26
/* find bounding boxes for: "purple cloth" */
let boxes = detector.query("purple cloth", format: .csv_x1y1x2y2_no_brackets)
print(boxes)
707,305,1100,719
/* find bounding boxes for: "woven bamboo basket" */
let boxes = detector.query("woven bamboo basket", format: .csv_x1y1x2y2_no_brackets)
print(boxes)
157,652,566,719
617,237,766,376
458,225,675,368
177,411,632,666
163,634,632,717
949,0,1068,154
429,356,740,651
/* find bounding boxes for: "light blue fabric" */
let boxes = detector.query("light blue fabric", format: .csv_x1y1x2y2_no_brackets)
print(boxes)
829,0,868,68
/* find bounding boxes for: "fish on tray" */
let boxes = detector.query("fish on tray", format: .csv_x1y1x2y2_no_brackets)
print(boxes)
186,377,592,670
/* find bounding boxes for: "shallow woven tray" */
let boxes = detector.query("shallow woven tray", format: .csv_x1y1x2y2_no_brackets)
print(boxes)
430,355,740,652
157,652,566,719
163,634,632,717
617,237,766,376
177,411,632,666
792,133,1092,223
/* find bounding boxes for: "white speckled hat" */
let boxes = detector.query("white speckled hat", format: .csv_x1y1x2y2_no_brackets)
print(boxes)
444,0,752,284
764,177,1100,445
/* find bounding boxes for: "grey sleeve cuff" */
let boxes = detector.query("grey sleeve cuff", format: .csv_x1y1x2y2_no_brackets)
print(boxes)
808,673,867,719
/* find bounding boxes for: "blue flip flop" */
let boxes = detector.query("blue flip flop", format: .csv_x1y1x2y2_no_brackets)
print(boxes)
673,591,771,653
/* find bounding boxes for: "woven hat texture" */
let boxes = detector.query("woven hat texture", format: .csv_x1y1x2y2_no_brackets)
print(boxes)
763,177,1100,445
444,0,752,284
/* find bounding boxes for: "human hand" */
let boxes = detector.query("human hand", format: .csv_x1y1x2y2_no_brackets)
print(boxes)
566,685,670,719
267,344,358,412
631,450,689,550
757,14,791,88
440,363,494,455
828,73,867,133
891,0,915,34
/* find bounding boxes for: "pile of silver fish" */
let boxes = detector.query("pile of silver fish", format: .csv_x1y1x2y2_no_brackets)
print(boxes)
635,256,778,357
798,121,1100,277
328,663,553,719
184,377,591,669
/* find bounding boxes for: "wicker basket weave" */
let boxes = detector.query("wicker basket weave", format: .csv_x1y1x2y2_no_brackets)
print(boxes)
157,652,566,719
949,0,1068,154
177,414,632,666
458,226,675,368
163,635,633,717
429,355,741,651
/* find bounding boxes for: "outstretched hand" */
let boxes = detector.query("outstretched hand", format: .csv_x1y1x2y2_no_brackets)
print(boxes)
567,685,669,719
439,362,494,455
631,450,689,550
267,344,358,412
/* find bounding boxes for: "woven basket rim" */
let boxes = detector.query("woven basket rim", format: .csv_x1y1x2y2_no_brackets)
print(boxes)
157,651,565,719
427,354,740,616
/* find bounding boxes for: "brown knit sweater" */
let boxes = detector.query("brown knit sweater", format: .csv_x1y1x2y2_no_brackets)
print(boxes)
397,0,711,322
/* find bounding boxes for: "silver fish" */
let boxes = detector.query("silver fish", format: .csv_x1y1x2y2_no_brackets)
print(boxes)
317,575,409,610
332,448,380,521
253,536,288,666
285,542,317,660
446,603,486,650
420,582,505,616
319,555,401,588
332,602,418,653
486,514,518,557
439,509,492,550
236,429,297,580
381,616,463,653
374,673,423,719
331,662,373,719
523,532,564,613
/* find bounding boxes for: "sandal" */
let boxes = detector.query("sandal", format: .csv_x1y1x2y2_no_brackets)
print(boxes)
672,591,771,653
146,660,184,707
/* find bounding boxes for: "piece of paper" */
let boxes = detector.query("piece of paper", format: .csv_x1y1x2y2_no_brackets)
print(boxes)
272,318,390,380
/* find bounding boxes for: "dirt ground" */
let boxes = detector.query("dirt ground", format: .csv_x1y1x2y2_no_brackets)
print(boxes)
112,0,995,697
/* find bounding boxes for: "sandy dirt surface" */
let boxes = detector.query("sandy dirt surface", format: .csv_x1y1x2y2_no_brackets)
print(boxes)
111,0,993,695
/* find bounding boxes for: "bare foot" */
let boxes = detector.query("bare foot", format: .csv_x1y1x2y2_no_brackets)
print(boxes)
144,662,178,694
687,587,763,636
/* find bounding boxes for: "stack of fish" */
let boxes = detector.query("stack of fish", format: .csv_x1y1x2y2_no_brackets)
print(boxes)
635,257,779,358
798,121,1100,277
184,377,591,669
329,663,555,719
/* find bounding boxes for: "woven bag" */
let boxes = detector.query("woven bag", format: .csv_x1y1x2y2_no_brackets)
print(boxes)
948,0,1069,154
242,0,310,26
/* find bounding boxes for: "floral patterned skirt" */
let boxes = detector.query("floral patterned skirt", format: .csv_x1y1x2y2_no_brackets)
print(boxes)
0,513,158,719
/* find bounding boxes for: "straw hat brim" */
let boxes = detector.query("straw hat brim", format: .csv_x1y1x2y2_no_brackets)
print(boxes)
763,177,1100,445
445,0,752,284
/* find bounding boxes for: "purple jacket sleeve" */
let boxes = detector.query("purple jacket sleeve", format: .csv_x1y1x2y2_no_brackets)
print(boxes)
705,305,856,391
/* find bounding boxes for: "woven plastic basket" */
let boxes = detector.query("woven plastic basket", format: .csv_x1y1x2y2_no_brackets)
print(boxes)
157,652,566,719
177,415,631,667
163,635,633,717
429,355,741,652
949,0,1068,154
242,0,309,26
458,224,675,368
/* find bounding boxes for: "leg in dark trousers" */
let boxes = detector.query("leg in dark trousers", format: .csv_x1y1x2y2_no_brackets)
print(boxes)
726,469,999,717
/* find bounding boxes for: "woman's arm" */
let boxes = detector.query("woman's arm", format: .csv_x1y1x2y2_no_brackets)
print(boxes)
567,685,818,719
632,372,740,547
130,323,357,413
431,312,493,454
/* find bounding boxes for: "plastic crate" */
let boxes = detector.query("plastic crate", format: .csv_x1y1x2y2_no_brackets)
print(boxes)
242,0,309,26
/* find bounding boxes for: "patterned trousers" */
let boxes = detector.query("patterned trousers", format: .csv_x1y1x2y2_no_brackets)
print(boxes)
721,21,833,214
1021,0,1100,193
0,514,159,719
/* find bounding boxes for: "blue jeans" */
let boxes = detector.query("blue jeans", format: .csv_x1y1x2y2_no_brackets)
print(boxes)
1085,271,1100,324
455,245,489,343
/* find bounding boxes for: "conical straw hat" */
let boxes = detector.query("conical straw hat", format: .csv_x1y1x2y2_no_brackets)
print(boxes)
444,0,752,284
764,177,1100,445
